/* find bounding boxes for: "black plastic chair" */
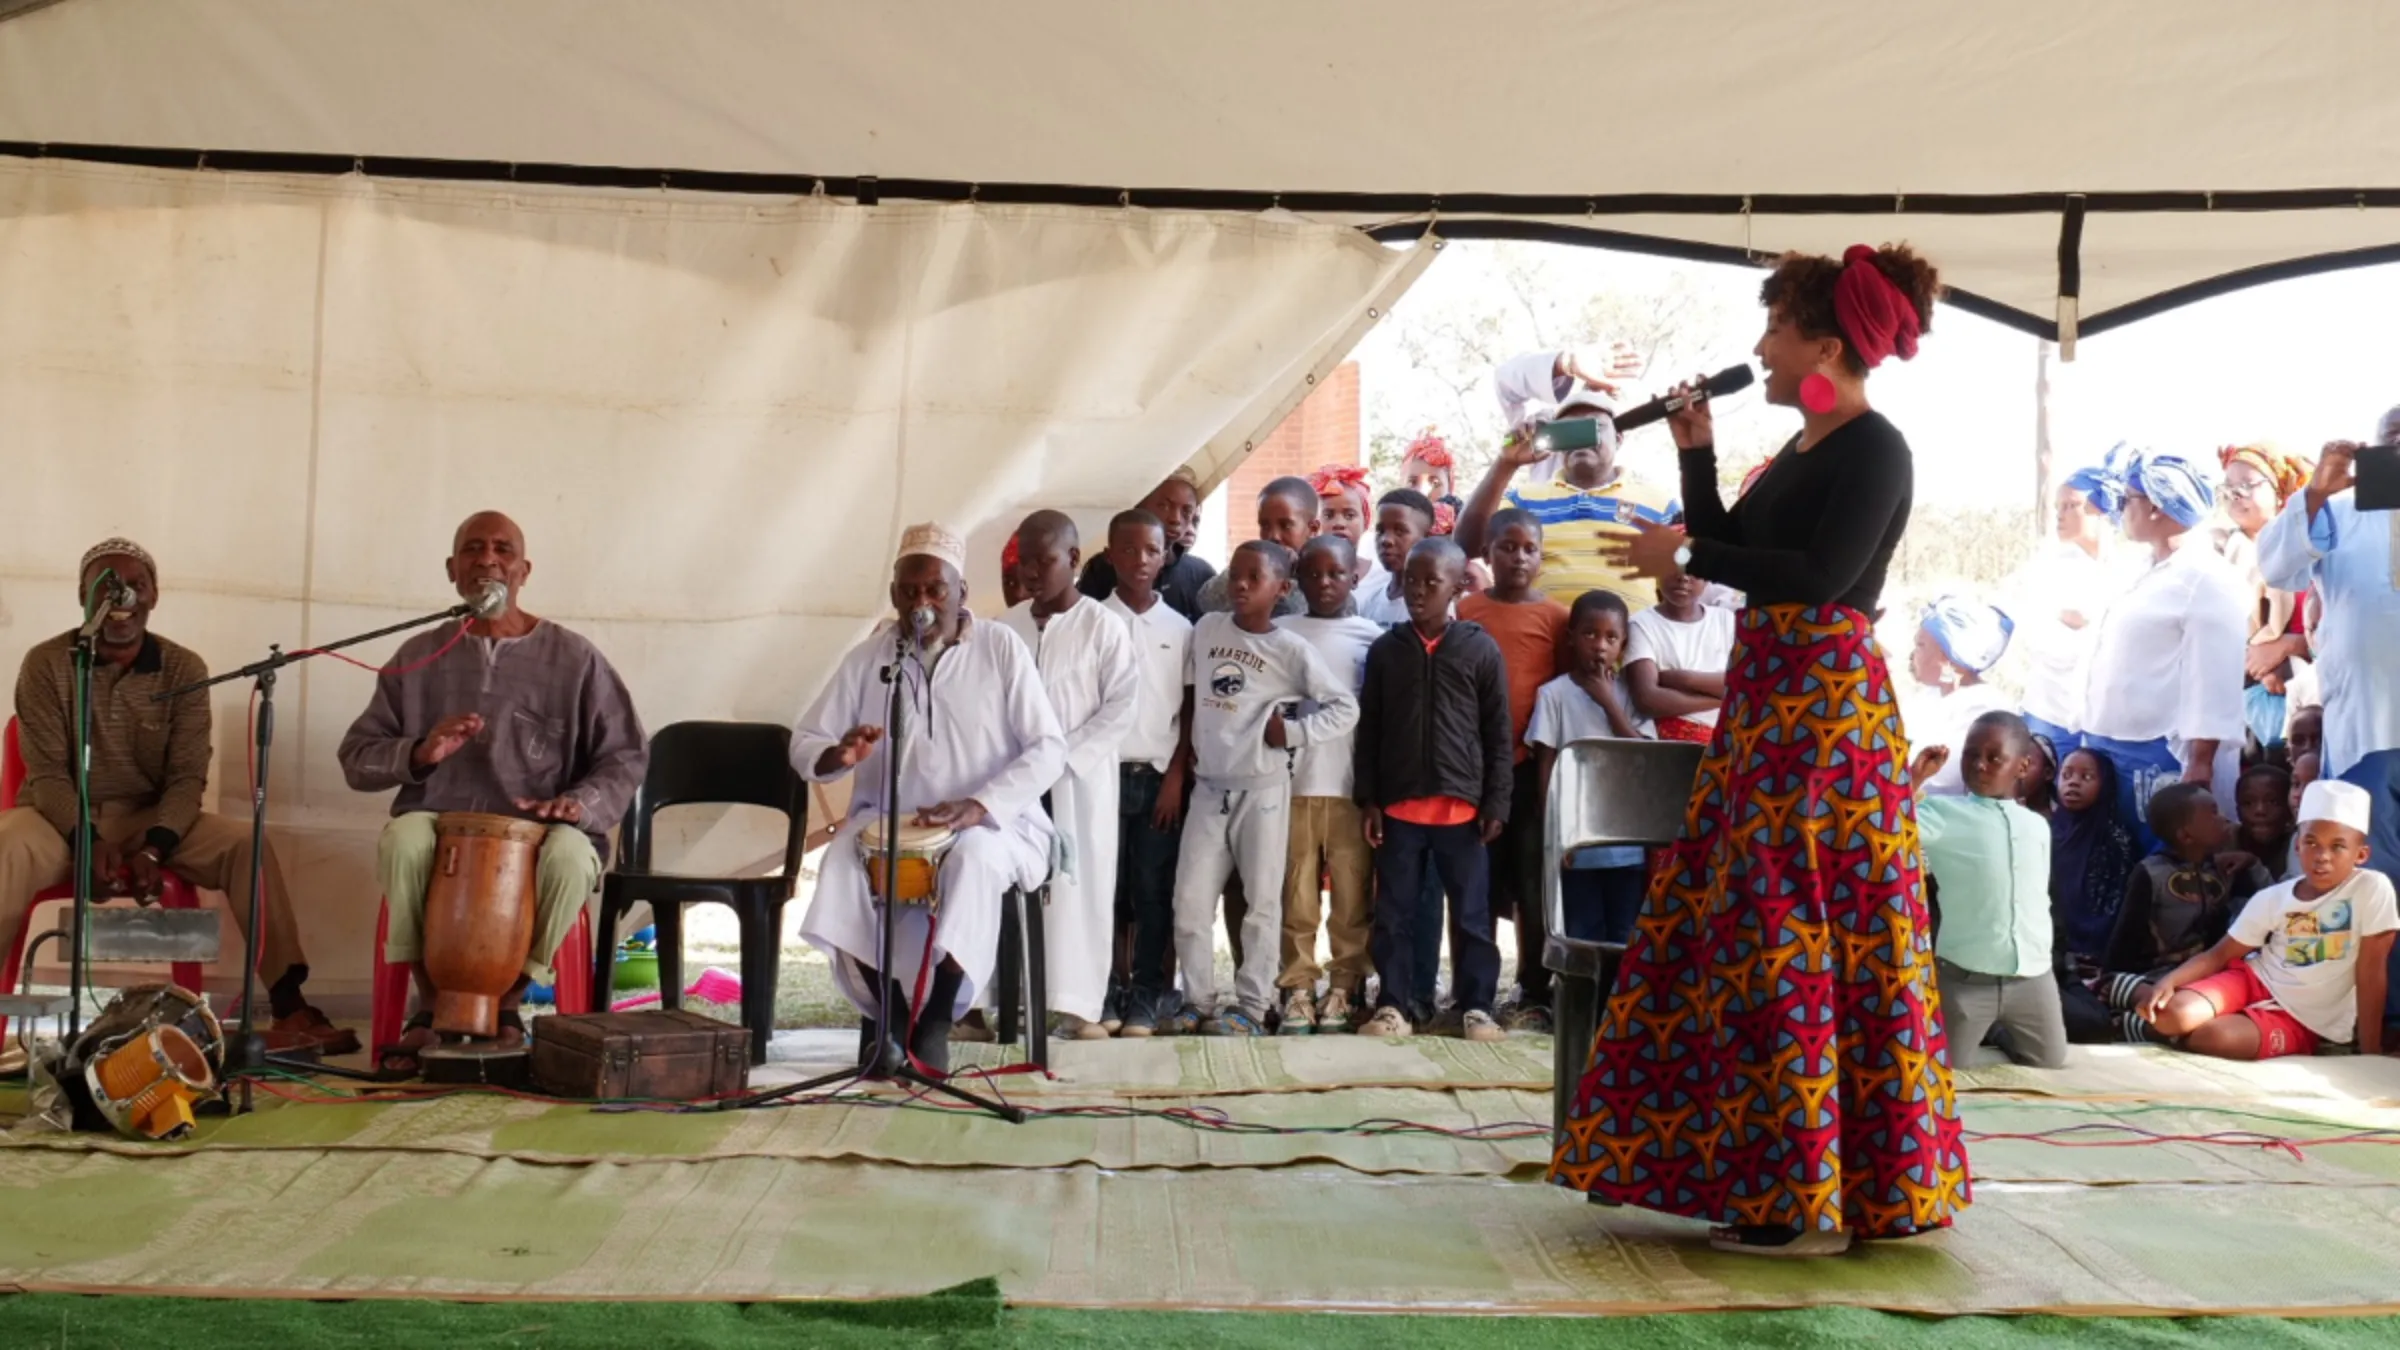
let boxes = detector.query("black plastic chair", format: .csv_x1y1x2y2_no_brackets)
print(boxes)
595,720,808,1065
1542,738,1705,1140
992,882,1049,1070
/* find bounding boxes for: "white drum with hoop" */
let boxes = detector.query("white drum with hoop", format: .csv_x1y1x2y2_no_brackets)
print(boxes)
859,821,956,909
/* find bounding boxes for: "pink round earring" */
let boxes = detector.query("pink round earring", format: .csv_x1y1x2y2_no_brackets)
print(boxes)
1799,372,1839,414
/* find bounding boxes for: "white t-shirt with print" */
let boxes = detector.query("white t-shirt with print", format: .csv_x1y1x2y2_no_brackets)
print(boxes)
2229,868,2400,1043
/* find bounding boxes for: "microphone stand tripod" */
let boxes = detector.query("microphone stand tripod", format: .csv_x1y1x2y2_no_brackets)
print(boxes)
62,575,116,1040
736,624,1022,1122
156,597,491,1112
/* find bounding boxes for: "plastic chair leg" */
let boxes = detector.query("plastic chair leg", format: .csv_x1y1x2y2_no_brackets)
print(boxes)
554,909,594,1015
0,912,30,1044
593,896,625,1008
371,897,415,1057
996,889,1023,1046
737,902,781,1065
655,902,686,1011
1025,886,1048,1070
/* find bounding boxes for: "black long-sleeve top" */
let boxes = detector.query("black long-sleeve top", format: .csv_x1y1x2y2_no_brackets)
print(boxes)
1680,410,1914,612
1353,621,1514,824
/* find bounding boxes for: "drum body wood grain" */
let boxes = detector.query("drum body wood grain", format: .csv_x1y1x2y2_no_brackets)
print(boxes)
422,812,548,1037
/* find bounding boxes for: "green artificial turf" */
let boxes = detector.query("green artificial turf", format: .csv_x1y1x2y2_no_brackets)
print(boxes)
6,1283,2400,1350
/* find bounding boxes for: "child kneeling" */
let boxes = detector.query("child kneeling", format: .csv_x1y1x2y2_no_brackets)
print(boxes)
2139,781,2397,1059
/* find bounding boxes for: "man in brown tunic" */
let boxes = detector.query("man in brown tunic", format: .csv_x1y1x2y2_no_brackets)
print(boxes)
0,539,350,1051
339,512,647,1068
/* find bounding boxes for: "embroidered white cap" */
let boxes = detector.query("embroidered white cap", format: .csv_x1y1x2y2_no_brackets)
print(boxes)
895,522,967,574
2298,779,2374,836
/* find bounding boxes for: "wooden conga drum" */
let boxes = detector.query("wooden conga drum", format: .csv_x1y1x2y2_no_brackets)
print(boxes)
422,811,547,1037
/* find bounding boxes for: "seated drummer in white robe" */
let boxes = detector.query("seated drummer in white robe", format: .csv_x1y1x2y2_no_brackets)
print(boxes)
795,522,1066,1072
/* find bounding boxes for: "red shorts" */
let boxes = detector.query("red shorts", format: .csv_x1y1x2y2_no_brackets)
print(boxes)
2184,964,2321,1059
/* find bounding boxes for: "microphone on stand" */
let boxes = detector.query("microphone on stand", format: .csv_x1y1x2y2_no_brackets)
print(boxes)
1608,365,1756,434
447,579,510,621
908,605,941,654
78,575,138,641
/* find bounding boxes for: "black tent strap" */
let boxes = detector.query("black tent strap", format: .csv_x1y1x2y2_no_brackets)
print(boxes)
10,140,2400,217
10,140,2400,339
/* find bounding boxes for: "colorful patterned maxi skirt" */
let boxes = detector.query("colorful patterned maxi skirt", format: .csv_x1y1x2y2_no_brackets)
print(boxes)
1550,604,1970,1237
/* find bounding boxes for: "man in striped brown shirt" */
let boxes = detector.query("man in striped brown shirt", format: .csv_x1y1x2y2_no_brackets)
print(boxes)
0,539,352,1051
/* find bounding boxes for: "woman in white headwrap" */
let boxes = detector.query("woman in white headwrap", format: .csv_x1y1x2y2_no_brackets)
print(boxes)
1906,596,2016,797
2075,450,2249,850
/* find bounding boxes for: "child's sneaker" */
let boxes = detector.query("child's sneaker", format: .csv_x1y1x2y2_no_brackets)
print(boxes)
1159,1003,1206,1036
1118,993,1160,1039
1278,989,1317,1036
1357,1006,1412,1038
1425,1004,1466,1037
1100,986,1126,1035
1501,1001,1554,1034
1316,988,1357,1033
953,1009,997,1044
1202,1008,1267,1037
1056,1014,1112,1041
1461,1009,1507,1043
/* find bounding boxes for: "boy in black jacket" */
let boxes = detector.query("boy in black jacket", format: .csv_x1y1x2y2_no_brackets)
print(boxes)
1354,538,1513,1041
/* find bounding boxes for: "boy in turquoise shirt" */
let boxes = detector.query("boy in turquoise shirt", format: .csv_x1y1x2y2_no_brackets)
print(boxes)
1911,710,2069,1069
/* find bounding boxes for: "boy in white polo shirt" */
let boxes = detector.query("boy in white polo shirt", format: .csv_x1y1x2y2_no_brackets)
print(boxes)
2141,780,2398,1059
1100,509,1195,1037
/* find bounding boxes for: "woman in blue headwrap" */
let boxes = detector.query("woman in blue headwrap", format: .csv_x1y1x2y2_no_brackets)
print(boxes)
2075,450,2249,851
1907,595,2015,796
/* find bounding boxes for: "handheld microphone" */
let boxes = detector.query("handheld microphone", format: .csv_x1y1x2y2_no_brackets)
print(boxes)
1608,366,1756,434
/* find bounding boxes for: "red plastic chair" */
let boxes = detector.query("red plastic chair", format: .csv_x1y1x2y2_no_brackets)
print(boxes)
1,717,206,1041
370,895,593,1058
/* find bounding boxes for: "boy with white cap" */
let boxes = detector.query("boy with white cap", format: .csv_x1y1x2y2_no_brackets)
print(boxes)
2140,780,2397,1059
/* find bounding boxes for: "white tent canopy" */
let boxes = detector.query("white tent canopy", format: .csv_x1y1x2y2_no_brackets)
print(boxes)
4,0,2399,338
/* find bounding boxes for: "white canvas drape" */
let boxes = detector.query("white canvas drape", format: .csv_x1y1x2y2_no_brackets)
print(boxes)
0,159,1423,995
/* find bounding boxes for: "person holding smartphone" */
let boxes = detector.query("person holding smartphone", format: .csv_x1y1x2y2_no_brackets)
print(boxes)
2258,410,2400,1028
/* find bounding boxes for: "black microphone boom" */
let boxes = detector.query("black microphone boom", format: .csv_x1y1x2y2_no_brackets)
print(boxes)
1609,366,1756,434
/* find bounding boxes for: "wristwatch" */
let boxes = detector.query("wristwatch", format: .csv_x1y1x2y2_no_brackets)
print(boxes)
1672,542,1694,571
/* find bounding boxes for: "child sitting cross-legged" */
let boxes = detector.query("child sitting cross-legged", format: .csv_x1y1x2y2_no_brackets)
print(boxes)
2137,781,2397,1059
1909,711,2067,1068
1525,590,1650,946
2091,782,2277,1043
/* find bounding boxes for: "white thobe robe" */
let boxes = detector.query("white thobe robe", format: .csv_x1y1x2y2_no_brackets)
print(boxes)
998,598,1140,1022
794,615,1065,1019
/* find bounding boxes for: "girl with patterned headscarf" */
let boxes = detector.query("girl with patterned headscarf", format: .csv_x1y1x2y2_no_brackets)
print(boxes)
2216,444,2317,752
1906,595,2017,796
2077,448,2249,850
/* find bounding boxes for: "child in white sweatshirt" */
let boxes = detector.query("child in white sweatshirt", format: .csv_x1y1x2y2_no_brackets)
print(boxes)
1167,540,1360,1036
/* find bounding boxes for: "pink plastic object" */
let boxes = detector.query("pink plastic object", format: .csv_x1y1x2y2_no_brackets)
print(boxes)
609,966,741,1014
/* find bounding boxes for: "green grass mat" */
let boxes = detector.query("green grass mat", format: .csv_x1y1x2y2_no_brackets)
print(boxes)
10,1288,2400,1349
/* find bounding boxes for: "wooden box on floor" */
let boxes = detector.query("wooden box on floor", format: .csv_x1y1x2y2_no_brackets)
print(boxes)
529,1009,750,1101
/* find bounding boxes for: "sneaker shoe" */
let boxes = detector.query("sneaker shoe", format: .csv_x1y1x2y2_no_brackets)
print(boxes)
1100,986,1126,1035
1278,988,1317,1036
1202,1008,1267,1037
1316,988,1357,1033
1501,1002,1554,1034
953,1009,998,1044
1461,1009,1506,1043
1160,1003,1206,1036
1357,1006,1412,1038
1425,1004,1466,1037
1119,996,1159,1038
1056,1014,1113,1041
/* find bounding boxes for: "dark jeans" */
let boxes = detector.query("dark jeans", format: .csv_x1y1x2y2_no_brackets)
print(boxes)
1489,759,1547,1002
1411,855,1444,1012
1559,865,1645,945
1118,764,1182,1000
1371,817,1500,1016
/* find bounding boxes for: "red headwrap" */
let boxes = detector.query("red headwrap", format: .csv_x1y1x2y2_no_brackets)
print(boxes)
1310,463,1372,505
1430,501,1458,536
2217,443,2312,500
1833,244,1921,369
1000,535,1021,571
1401,428,1453,470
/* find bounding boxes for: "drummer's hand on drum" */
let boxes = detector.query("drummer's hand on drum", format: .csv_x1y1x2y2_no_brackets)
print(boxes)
915,798,990,832
813,725,884,778
513,795,586,824
412,713,486,770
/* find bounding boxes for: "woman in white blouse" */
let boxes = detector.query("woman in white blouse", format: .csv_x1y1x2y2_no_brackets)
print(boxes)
2076,450,2250,850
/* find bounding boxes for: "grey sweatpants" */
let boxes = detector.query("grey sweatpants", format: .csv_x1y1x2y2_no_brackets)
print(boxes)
1172,781,1289,1018
1936,958,2070,1069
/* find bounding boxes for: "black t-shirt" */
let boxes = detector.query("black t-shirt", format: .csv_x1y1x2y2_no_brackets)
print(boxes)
1680,410,1913,612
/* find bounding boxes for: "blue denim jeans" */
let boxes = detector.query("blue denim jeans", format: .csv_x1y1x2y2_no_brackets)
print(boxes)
1118,764,1183,1002
1371,817,1500,1016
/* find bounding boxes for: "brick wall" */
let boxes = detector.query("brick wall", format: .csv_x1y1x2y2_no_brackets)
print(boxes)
1224,361,1360,528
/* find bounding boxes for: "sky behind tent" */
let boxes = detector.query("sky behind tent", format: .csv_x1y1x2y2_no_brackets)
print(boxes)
1354,243,2400,512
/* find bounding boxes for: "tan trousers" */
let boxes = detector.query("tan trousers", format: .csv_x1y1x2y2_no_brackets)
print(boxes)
376,813,599,985
1279,795,1374,995
0,804,308,986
